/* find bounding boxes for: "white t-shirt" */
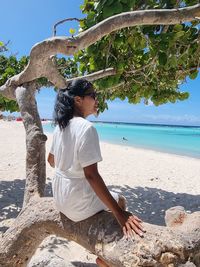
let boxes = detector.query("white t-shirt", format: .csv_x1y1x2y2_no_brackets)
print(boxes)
50,117,118,222
50,117,103,178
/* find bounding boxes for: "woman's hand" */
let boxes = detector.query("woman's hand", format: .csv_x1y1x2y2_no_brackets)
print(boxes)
83,163,145,239
114,209,145,239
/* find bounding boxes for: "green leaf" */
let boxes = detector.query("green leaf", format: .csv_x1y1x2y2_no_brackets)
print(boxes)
0,41,4,47
69,28,76,35
131,84,139,92
112,2,123,14
94,2,103,12
103,2,123,18
189,70,198,80
117,62,125,73
174,24,183,32
139,37,146,49
79,20,85,28
174,31,185,39
127,0,136,8
89,57,96,71
80,63,86,74
168,56,177,68
120,0,128,3
102,5,114,18
179,92,189,100
158,52,167,66
105,0,115,6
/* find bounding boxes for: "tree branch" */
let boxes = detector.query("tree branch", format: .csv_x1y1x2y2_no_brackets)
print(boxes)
0,199,199,267
77,4,200,49
53,17,81,36
0,4,199,99
66,68,116,85
125,58,156,75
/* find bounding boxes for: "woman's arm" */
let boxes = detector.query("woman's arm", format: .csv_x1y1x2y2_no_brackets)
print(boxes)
47,153,55,168
84,163,145,238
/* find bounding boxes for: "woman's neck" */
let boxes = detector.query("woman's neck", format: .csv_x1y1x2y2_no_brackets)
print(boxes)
73,110,85,118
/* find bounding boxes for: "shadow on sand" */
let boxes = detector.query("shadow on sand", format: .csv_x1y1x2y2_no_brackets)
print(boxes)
0,179,199,229
108,184,200,225
0,178,53,232
71,263,97,267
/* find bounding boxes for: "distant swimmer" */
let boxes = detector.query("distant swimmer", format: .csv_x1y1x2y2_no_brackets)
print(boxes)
122,137,128,141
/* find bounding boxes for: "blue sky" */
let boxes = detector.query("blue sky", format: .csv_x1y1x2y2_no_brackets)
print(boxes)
1,0,200,126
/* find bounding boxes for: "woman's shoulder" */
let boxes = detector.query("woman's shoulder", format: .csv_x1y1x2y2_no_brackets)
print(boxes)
72,117,92,126
71,117,94,133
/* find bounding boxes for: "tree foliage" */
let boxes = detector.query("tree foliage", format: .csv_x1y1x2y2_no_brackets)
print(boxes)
76,0,199,110
0,1,200,113
0,55,29,112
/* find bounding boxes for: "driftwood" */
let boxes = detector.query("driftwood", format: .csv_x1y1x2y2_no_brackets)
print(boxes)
0,4,200,267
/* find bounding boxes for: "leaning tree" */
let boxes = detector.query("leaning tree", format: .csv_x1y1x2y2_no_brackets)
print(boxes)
0,1,200,266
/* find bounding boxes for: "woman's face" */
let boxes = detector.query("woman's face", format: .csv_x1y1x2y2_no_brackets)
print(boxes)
74,92,98,118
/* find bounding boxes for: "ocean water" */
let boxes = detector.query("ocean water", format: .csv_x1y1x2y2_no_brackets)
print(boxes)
43,122,200,159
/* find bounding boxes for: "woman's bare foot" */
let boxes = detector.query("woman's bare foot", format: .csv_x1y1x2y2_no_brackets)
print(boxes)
96,257,109,267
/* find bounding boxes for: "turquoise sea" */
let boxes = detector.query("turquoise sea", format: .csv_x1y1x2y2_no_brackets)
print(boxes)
43,122,200,159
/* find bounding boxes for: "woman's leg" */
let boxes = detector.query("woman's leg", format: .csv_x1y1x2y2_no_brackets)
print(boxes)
96,257,109,267
96,195,126,267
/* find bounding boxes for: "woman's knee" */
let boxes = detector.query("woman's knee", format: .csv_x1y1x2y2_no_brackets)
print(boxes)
118,195,126,210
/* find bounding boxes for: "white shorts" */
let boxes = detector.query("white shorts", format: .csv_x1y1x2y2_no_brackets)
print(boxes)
52,172,119,222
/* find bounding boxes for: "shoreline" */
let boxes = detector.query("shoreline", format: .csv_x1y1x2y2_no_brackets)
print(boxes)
99,139,200,161
43,121,200,160
92,120,200,128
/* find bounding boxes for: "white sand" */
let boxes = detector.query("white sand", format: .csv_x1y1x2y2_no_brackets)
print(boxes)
0,120,200,266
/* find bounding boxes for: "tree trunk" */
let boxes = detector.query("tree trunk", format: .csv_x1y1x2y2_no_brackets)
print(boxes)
15,84,47,207
0,199,199,267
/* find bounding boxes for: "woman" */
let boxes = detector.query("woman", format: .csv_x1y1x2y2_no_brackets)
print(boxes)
48,78,145,267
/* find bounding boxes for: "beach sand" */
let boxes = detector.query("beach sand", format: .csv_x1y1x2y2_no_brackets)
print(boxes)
0,120,200,266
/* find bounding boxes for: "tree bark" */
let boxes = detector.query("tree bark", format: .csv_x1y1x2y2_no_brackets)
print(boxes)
15,84,47,206
0,200,199,267
66,68,116,83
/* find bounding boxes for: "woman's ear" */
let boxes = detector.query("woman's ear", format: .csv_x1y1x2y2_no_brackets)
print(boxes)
74,96,82,106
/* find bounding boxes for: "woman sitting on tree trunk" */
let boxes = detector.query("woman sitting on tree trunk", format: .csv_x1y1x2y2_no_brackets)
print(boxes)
48,78,145,267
